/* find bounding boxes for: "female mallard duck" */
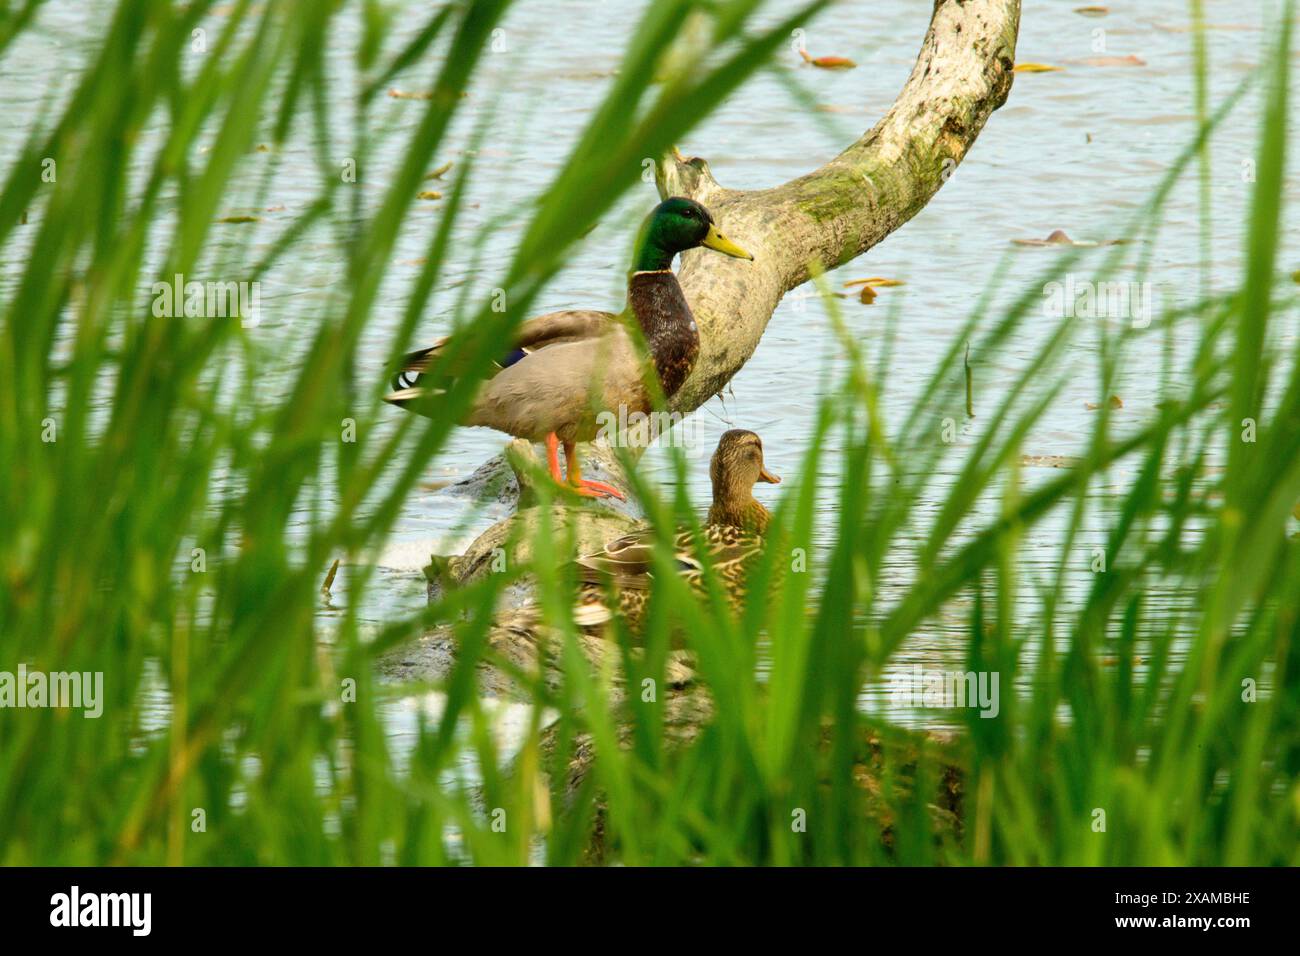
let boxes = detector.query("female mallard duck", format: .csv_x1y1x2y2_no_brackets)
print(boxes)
385,197,753,498
481,431,778,686
553,429,780,632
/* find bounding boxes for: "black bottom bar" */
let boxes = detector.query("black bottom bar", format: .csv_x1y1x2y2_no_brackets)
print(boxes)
0,867,1284,941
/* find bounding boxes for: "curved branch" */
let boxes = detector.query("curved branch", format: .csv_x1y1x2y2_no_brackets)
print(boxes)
438,0,1020,579
398,3,1023,850
659,0,1020,409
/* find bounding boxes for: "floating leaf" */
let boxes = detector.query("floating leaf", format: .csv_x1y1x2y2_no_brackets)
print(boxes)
388,88,432,100
1101,655,1144,667
320,558,340,596
1014,62,1061,73
844,277,904,288
1147,19,1255,33
845,277,903,304
1074,5,1109,16
1021,454,1083,469
215,215,260,224
417,190,442,201
1013,229,1129,248
800,49,856,69
1075,54,1146,67
1085,395,1124,411
424,161,453,180
1012,229,1073,246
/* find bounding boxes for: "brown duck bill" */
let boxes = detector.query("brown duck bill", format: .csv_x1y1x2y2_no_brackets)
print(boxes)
759,466,780,484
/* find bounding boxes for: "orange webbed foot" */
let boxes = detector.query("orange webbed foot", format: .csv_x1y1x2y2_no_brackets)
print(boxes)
570,478,625,500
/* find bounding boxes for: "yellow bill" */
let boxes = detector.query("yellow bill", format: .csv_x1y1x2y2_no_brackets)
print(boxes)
700,223,754,261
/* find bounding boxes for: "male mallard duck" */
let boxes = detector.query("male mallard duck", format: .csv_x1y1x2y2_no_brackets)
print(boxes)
385,196,753,498
560,429,780,631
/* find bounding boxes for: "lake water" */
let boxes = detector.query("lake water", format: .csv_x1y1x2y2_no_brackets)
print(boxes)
4,0,1295,739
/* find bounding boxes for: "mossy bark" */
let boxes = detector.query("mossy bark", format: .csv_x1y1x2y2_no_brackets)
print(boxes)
658,0,1019,410
413,0,1021,852
440,0,1019,527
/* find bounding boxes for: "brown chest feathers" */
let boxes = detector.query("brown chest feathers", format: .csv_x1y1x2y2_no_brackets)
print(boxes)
706,498,771,535
627,271,700,399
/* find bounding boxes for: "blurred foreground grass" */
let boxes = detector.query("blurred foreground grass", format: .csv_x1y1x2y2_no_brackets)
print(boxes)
0,0,1296,865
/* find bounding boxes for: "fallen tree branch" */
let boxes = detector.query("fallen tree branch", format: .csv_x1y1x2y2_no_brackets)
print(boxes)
660,0,1019,408
396,0,1021,855
440,0,1020,579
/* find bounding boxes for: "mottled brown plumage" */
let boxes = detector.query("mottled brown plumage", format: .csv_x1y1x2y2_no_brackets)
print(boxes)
501,430,779,639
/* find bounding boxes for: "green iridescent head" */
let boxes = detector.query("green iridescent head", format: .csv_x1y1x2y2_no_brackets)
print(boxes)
633,197,753,272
